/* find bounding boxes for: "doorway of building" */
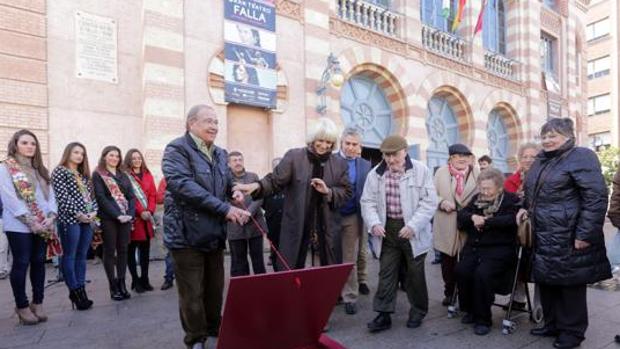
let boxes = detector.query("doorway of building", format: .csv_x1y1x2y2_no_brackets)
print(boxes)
362,147,383,168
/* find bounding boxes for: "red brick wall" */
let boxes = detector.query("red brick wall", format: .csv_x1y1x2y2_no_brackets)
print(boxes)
0,0,48,160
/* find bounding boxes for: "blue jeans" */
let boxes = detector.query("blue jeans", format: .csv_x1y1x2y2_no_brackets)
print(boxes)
6,232,46,309
164,251,174,282
59,223,93,290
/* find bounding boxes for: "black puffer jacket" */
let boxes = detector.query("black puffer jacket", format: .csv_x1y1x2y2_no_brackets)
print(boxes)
524,140,611,285
162,133,233,252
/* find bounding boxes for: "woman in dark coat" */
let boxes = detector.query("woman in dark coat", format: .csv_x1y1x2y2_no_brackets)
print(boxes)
234,118,352,270
93,146,136,301
519,118,611,349
456,168,519,336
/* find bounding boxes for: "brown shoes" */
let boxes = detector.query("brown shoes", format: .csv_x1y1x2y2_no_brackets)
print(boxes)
29,303,48,322
15,306,38,325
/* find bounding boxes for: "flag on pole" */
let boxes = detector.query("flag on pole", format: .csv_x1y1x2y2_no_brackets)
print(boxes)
451,0,467,32
474,0,488,36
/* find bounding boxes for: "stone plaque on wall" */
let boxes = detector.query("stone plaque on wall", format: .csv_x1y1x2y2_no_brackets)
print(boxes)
75,11,118,83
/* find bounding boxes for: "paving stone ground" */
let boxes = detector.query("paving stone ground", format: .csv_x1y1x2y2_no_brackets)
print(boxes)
1,225,619,349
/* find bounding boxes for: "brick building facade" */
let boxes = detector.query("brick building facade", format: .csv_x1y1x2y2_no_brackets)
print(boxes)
0,0,590,178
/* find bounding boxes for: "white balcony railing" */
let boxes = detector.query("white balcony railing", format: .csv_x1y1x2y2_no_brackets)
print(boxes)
421,25,468,63
484,51,519,80
336,0,399,37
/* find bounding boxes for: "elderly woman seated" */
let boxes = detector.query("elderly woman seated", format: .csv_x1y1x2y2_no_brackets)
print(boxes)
455,168,519,336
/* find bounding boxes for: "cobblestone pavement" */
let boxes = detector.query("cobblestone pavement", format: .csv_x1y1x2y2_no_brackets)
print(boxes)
0,227,619,349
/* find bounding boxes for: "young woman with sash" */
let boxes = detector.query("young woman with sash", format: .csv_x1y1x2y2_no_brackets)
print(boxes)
123,149,157,293
92,146,135,301
51,142,98,310
0,129,61,325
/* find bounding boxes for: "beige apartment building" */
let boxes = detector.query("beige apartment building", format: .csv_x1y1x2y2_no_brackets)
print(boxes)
586,0,618,149
0,0,590,180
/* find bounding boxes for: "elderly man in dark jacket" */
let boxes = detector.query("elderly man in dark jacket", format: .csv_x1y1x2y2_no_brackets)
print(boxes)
520,118,611,349
162,104,249,349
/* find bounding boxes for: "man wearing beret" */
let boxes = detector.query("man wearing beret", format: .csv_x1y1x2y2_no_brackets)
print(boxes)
361,135,438,332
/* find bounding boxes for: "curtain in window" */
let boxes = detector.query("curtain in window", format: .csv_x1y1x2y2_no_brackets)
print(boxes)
483,0,506,54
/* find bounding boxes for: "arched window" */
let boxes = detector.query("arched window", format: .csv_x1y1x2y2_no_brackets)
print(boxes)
487,110,509,172
421,0,459,33
340,76,393,148
426,96,460,170
483,0,506,54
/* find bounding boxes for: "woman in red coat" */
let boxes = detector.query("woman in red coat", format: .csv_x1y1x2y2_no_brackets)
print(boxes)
504,143,539,197
123,149,157,293
503,142,539,310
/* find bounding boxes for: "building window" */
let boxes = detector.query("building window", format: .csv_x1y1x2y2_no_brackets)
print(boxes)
542,0,557,10
421,0,458,33
587,56,610,80
483,0,506,54
540,33,557,78
589,132,611,151
587,94,611,116
586,18,610,41
366,0,391,9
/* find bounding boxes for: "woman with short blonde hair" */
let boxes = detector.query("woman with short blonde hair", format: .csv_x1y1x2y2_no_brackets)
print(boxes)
235,117,352,269
306,117,340,150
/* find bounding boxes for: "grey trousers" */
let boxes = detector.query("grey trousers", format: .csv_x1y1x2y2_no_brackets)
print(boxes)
373,218,428,320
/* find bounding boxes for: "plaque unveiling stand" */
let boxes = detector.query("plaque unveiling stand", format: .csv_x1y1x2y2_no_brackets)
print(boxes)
217,263,353,349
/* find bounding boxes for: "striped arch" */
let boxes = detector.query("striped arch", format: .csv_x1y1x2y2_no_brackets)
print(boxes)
336,47,415,138
479,89,525,170
416,71,477,152
416,71,475,148
479,89,525,145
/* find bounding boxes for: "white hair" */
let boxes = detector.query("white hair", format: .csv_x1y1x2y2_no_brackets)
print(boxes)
306,117,339,151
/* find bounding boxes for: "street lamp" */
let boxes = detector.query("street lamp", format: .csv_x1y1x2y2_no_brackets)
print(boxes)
316,53,344,116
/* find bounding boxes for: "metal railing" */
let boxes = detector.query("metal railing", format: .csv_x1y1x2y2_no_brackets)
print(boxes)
484,51,519,80
336,0,399,37
421,25,468,63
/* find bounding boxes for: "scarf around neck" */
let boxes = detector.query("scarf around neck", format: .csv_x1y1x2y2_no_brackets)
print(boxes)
449,163,468,197
474,191,504,218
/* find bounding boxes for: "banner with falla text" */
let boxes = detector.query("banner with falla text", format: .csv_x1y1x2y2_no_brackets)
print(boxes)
224,0,277,109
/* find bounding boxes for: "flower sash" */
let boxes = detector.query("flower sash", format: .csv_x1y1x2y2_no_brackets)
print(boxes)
5,157,62,258
98,170,128,215
72,169,95,213
127,173,155,226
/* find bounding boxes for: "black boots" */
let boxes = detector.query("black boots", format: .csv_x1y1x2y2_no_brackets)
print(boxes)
78,287,94,308
109,279,124,301
131,278,146,293
131,276,154,293
141,276,154,291
118,278,131,299
110,278,131,300
69,287,93,311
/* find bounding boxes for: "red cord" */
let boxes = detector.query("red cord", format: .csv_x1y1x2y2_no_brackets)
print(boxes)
239,202,293,271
